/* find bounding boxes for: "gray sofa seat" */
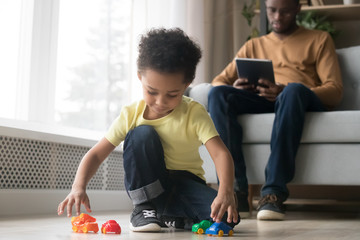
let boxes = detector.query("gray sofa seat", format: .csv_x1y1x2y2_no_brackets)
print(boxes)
189,45,360,185
239,111,360,144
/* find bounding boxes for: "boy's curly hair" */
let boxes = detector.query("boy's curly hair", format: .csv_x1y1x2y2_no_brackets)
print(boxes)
137,28,202,84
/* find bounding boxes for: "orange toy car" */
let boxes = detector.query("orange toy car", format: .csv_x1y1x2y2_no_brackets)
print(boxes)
71,213,99,233
101,220,121,234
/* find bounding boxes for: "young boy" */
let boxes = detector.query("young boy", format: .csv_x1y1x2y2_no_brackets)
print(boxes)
57,28,239,232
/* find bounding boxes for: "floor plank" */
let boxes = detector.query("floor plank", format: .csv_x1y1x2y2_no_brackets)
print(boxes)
1,210,359,240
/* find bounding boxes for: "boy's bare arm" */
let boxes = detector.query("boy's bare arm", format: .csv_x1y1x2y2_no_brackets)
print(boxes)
205,136,238,223
57,137,116,217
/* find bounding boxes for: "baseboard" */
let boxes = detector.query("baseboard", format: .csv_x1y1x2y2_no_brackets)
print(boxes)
0,189,132,217
250,184,360,201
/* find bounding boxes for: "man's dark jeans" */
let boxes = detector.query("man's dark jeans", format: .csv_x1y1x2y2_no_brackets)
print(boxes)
208,83,325,200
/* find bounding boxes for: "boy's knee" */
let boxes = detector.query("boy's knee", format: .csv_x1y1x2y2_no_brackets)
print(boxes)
133,124,156,134
127,125,157,141
124,125,161,152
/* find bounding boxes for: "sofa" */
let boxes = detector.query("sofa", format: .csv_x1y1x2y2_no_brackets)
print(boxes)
188,45,360,187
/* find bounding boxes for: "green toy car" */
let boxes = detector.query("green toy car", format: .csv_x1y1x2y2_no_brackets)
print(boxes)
192,220,212,234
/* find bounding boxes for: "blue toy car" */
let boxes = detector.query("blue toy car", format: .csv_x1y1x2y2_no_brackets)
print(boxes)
205,222,234,236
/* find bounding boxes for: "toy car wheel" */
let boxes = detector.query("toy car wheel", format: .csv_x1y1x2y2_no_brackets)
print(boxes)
197,228,204,234
229,230,234,236
103,228,106,234
218,230,224,237
73,226,78,232
83,227,88,233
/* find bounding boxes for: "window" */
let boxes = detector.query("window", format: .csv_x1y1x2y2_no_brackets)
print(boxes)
55,0,132,131
0,0,132,132
0,0,203,134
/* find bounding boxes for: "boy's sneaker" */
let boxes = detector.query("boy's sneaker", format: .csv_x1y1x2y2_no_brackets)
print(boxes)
130,203,161,232
236,191,250,218
256,194,285,220
159,215,185,229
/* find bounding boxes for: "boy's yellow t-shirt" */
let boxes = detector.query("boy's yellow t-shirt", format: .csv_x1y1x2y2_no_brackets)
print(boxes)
105,96,219,181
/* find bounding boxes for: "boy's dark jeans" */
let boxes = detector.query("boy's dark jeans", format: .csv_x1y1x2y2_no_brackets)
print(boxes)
123,125,239,227
208,83,325,201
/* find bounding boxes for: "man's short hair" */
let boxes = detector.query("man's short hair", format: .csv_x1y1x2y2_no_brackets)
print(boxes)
266,0,300,5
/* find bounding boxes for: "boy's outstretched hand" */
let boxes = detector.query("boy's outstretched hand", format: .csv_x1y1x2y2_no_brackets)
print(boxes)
57,188,91,217
210,191,238,224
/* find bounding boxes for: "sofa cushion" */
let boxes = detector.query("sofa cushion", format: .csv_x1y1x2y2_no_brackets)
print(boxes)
238,110,360,143
336,45,360,110
242,143,360,185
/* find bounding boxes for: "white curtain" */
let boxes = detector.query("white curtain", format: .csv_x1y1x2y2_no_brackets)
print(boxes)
204,0,254,83
128,0,254,102
128,0,206,102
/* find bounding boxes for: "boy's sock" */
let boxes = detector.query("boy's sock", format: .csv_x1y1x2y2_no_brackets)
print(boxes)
130,202,161,232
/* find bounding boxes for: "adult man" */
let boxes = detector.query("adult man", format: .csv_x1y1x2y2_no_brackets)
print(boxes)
208,0,343,220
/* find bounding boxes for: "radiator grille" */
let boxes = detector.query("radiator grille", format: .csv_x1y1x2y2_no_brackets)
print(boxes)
0,135,124,190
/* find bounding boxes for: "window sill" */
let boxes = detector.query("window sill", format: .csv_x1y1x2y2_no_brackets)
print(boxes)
0,117,105,148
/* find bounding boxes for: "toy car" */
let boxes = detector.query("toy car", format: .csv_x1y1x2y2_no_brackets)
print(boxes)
71,213,96,224
101,220,121,234
205,222,234,237
71,213,99,233
192,220,212,234
72,222,99,233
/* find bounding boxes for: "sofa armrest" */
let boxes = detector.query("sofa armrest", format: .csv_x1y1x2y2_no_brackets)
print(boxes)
188,83,213,110
336,45,360,110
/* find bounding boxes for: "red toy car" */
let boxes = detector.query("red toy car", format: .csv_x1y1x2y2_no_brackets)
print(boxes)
71,213,99,233
101,220,121,234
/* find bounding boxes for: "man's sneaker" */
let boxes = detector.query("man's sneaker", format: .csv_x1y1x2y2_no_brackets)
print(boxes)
159,215,185,229
236,191,250,218
257,194,285,220
130,203,161,232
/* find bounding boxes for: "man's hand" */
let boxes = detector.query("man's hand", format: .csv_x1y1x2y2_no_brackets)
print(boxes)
256,78,285,102
233,78,256,92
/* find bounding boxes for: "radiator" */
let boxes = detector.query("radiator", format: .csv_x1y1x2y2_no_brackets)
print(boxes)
0,121,132,216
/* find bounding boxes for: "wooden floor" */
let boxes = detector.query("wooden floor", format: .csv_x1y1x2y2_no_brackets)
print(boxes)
1,206,360,240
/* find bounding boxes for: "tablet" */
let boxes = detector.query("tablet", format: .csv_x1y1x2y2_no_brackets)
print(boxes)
235,58,275,87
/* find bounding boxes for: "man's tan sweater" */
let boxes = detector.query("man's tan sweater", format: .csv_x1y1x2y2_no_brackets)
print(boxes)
212,27,343,110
